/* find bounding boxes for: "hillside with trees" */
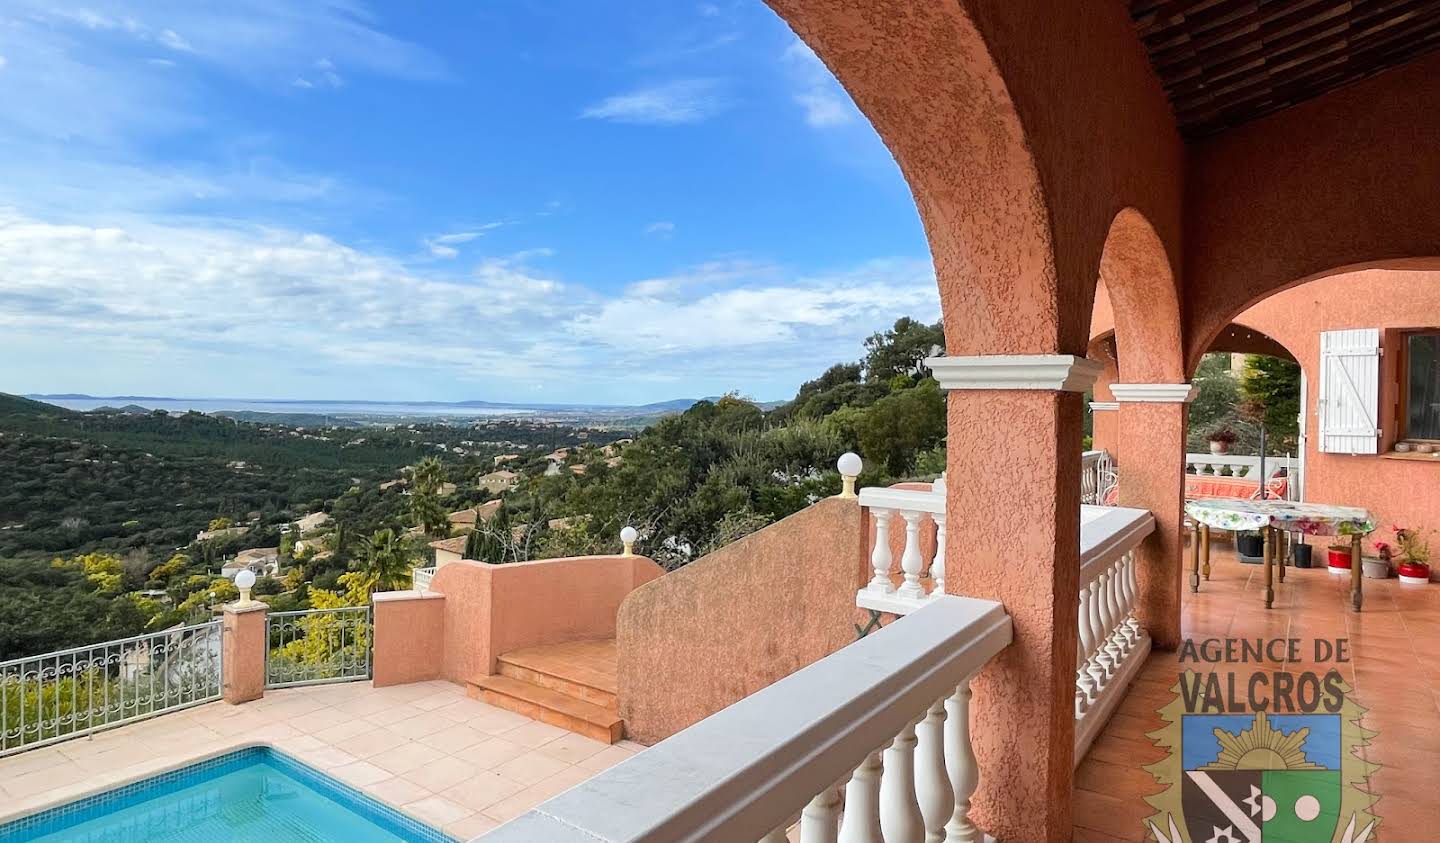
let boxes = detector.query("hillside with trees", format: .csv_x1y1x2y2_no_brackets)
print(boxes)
0,317,947,659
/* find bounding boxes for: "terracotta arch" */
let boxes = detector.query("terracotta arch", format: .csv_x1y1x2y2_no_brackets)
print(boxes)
1187,256,1440,374
1204,321,1296,364
1093,208,1183,383
763,0,1059,355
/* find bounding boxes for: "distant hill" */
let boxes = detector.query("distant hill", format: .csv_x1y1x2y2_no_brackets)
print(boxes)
0,393,74,417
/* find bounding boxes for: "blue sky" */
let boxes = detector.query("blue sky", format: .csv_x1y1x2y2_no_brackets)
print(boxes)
0,1,935,404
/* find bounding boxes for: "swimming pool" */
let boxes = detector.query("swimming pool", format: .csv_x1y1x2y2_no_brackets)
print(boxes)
0,747,455,842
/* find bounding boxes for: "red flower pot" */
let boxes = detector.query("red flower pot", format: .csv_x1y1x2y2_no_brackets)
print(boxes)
1398,562,1431,584
1327,547,1353,570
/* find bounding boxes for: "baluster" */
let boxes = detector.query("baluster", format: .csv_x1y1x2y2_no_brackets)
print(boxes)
929,510,947,597
800,783,842,843
1105,561,1128,658
1124,554,1141,643
896,511,926,600
1097,572,1120,678
1075,627,1089,718
1086,580,1109,691
880,717,924,842
838,745,886,843
1125,551,1145,640
1076,587,1097,707
915,697,953,842
867,509,894,595
945,681,980,842
1114,558,1136,649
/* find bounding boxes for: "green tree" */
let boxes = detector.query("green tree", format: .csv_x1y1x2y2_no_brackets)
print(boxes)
863,317,945,382
355,528,412,594
1241,354,1301,451
856,379,946,476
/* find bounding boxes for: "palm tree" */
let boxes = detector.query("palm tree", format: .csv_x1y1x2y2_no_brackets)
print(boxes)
359,529,412,594
411,457,445,495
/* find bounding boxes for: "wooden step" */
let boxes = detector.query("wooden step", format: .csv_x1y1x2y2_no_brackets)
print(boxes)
497,642,617,710
469,674,623,744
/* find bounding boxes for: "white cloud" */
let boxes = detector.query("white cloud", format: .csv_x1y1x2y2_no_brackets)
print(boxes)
643,221,675,237
580,79,728,125
422,225,504,258
0,208,936,399
0,55,8,71
156,28,193,52
574,258,937,371
782,40,857,129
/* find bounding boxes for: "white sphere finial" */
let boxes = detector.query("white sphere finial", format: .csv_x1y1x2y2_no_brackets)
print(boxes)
620,526,638,556
836,452,862,499
235,569,257,606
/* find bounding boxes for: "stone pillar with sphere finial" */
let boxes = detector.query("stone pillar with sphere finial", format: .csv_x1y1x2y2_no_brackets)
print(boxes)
620,526,638,557
837,452,863,498
222,568,268,705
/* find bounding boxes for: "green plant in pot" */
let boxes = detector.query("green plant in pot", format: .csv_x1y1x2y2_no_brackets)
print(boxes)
1391,526,1432,584
1207,425,1238,456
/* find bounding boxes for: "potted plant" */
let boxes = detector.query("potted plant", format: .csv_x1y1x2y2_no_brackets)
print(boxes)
1207,425,1238,456
1362,542,1390,579
1392,526,1432,585
1327,543,1353,572
1292,537,1312,568
1236,530,1263,562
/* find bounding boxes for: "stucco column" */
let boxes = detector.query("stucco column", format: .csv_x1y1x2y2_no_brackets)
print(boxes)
1082,342,1117,461
1111,383,1195,651
222,602,268,705
929,354,1097,843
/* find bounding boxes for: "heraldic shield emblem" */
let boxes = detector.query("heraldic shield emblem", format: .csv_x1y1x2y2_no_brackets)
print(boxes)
1144,672,1379,843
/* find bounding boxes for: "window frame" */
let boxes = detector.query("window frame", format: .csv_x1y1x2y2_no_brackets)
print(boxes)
1398,328,1440,444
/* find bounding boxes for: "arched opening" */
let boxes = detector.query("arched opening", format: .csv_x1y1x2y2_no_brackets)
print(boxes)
1203,266,1440,566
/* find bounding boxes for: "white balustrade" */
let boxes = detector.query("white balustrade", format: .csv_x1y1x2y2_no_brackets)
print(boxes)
411,565,436,593
1185,453,1296,482
1073,505,1155,763
477,596,1013,843
857,485,945,615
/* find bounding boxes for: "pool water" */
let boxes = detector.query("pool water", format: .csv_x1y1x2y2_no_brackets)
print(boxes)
0,747,454,842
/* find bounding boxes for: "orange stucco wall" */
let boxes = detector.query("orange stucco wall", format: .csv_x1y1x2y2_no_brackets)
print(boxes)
428,554,662,685
1236,269,1440,566
372,591,446,687
1184,52,1440,367
616,496,868,745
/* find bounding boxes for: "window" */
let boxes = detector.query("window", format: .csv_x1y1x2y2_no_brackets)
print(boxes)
1402,330,1440,442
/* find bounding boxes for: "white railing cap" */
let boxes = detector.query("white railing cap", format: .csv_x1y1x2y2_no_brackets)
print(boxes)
1080,505,1155,575
857,485,946,515
478,596,1011,843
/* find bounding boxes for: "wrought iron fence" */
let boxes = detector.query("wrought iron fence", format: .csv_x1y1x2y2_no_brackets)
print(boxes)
264,606,372,688
0,621,223,757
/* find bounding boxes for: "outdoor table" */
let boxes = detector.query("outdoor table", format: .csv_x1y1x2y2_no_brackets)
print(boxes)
1183,498,1376,612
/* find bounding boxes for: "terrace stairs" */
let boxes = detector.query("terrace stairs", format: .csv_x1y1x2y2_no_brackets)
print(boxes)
467,638,624,744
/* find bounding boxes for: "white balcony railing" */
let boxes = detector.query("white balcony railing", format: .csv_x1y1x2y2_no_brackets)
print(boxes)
1185,453,1296,482
479,595,1012,843
1080,449,1115,505
857,480,947,616
1074,505,1154,762
1,622,223,757
411,565,436,593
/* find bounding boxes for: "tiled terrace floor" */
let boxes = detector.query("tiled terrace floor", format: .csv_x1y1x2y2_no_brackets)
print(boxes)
1074,541,1440,841
0,679,643,841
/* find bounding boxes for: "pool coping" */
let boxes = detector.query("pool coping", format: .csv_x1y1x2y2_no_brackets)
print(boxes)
0,742,458,842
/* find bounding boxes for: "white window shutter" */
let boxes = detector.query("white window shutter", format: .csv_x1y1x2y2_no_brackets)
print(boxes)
1317,328,1381,454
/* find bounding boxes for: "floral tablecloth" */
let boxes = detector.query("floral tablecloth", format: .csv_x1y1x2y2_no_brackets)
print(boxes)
1184,498,1376,536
